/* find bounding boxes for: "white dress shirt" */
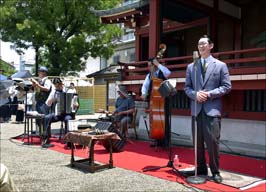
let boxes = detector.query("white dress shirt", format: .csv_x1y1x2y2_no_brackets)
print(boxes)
141,63,171,96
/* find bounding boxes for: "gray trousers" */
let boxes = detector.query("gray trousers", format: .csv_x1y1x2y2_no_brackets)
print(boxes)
192,110,221,175
119,116,132,137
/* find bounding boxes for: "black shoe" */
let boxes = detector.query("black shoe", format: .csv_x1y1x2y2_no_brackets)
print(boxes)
41,137,54,148
150,143,156,147
212,173,222,183
150,140,164,148
41,137,48,146
42,143,54,148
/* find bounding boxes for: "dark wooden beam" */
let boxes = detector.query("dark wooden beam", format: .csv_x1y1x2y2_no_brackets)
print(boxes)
100,9,142,24
232,80,266,90
136,18,208,35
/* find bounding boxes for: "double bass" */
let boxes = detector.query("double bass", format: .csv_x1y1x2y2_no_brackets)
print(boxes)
148,44,167,140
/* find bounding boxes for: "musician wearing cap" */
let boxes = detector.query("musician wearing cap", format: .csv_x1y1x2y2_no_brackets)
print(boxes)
42,78,79,148
31,66,52,115
112,85,135,138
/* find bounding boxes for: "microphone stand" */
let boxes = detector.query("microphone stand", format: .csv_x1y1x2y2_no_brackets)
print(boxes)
186,51,206,184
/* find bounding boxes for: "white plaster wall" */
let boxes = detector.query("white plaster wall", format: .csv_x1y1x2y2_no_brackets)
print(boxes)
221,118,266,145
138,115,266,146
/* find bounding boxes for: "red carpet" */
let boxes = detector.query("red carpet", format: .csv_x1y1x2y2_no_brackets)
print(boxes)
17,136,266,192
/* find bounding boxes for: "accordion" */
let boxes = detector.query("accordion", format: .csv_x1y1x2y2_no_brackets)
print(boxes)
54,92,78,116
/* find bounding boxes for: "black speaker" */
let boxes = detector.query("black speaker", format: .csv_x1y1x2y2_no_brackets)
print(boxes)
158,80,177,97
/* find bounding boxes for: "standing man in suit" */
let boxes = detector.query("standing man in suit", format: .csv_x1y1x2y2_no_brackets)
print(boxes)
184,35,231,183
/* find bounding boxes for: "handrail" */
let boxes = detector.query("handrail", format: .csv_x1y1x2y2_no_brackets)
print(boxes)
213,47,266,57
119,47,266,81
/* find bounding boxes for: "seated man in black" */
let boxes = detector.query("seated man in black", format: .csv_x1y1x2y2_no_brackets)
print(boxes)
112,85,135,138
42,78,79,148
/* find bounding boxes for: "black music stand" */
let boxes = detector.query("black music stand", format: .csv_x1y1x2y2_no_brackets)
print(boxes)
11,81,33,144
143,80,177,172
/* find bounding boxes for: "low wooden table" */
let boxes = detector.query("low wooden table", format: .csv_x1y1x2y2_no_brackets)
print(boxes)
64,131,120,173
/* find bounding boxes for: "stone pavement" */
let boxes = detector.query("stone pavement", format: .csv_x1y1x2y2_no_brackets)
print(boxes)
0,115,201,192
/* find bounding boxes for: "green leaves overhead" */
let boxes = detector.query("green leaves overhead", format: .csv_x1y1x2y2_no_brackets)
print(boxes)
0,0,122,76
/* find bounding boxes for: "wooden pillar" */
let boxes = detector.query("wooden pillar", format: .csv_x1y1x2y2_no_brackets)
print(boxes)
148,0,161,58
135,26,141,61
234,21,242,58
208,0,218,52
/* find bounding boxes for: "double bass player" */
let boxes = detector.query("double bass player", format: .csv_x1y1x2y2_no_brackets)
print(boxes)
141,57,171,148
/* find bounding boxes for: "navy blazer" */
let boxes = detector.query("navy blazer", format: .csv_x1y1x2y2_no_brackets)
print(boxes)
184,55,232,117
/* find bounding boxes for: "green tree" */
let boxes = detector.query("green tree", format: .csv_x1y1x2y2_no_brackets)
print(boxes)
0,59,16,77
0,0,122,76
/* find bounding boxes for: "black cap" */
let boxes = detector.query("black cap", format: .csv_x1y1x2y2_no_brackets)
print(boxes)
52,78,62,84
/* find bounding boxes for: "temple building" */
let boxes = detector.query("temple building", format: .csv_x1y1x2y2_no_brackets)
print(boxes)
95,0,266,157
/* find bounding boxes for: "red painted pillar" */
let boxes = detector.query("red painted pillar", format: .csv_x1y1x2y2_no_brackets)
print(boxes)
135,26,141,61
149,0,161,58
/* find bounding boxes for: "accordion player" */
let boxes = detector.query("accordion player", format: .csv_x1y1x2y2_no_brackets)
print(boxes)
42,78,79,148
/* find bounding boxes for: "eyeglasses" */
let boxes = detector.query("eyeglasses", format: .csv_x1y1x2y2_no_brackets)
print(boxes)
198,42,209,47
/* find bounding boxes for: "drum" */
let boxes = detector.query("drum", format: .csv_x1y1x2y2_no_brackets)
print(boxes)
101,124,126,152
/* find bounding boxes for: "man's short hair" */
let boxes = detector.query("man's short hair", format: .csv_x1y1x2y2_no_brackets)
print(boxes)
200,35,213,44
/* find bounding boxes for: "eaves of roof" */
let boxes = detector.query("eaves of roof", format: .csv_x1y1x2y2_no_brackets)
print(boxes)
94,0,149,18
86,65,120,78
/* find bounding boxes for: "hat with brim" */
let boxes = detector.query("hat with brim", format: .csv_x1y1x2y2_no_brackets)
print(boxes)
117,85,128,97
38,66,48,73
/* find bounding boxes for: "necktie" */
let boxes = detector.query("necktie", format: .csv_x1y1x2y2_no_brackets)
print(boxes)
202,59,207,80
202,59,207,73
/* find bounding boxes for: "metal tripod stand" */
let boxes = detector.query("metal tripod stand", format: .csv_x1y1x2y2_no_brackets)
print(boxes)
143,93,177,172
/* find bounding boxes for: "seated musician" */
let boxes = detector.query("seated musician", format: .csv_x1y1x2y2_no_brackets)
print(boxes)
42,78,79,148
112,85,135,138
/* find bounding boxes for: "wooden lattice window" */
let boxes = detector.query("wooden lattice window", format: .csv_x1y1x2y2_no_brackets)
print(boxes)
244,90,266,112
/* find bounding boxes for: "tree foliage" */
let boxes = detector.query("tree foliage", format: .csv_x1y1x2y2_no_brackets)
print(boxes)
0,60,16,77
0,0,122,76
